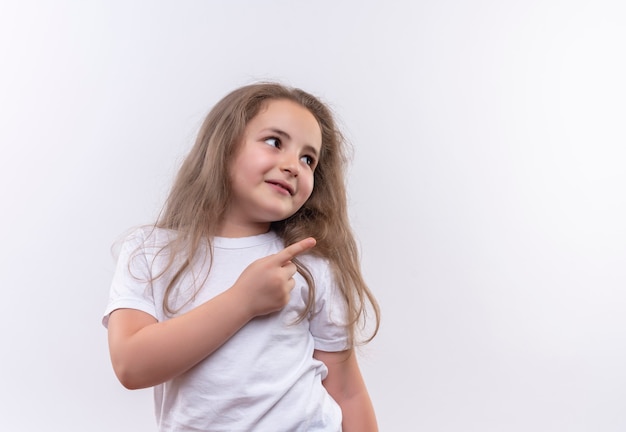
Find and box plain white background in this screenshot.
[1,1,625,430]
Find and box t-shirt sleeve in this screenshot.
[102,229,158,328]
[309,261,350,352]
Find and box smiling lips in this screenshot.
[266,180,294,195]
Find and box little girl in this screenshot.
[103,82,380,431]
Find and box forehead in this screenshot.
[248,99,322,151]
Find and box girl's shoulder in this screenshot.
[126,225,177,244]
[297,252,330,272]
[297,252,335,290]
[115,225,179,258]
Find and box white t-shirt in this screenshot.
[103,227,349,431]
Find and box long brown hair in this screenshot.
[154,82,379,344]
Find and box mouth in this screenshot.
[266,180,294,196]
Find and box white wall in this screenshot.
[1,1,625,430]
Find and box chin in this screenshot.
[273,210,300,223]
[257,209,296,224]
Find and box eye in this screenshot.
[264,137,281,148]
[300,155,316,167]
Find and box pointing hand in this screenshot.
[233,237,316,318]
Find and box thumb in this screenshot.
[275,237,316,265]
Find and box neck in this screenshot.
[216,221,271,238]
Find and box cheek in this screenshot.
[301,173,316,199]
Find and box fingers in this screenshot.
[275,237,316,265]
[282,261,297,278]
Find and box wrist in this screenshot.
[226,282,257,321]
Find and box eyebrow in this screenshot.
[266,128,320,158]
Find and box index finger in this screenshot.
[275,237,316,264]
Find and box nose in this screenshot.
[280,153,300,176]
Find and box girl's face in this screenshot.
[222,99,322,237]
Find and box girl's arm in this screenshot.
[313,348,378,432]
[107,238,315,390]
[108,288,251,389]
